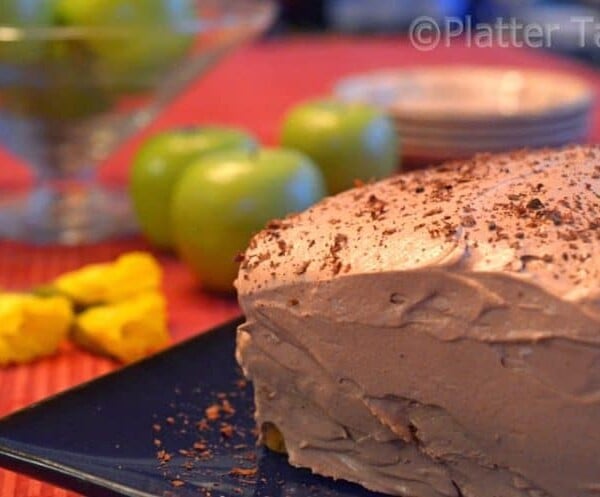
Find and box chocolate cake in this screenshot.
[235,146,600,497]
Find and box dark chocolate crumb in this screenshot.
[229,468,257,478]
[220,424,235,438]
[390,293,405,304]
[547,210,563,226]
[461,215,476,228]
[527,198,545,210]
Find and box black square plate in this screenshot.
[0,317,383,497]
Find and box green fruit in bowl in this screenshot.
[0,0,56,63]
[0,0,115,120]
[55,0,195,90]
[3,82,113,120]
[281,99,400,194]
[2,37,114,120]
[171,147,326,293]
[130,127,258,249]
[0,0,55,26]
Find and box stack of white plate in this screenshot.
[334,66,595,165]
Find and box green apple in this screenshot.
[281,99,399,194]
[0,0,56,63]
[130,127,257,249]
[171,147,326,293]
[55,0,194,89]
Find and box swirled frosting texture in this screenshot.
[236,146,600,497]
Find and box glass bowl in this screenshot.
[0,0,276,245]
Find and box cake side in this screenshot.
[235,146,600,497]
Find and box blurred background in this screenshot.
[0,0,597,246]
[274,0,600,66]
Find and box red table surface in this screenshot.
[0,36,599,496]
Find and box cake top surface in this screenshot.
[236,146,600,306]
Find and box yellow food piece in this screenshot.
[53,252,162,306]
[0,294,73,366]
[261,422,287,454]
[73,292,170,363]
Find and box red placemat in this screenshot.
[0,35,599,496]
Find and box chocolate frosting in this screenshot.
[235,146,600,497]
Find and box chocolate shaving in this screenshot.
[205,405,220,421]
[461,215,476,228]
[527,198,545,210]
[266,219,291,231]
[547,210,563,226]
[365,194,388,220]
[295,261,311,275]
[220,424,235,438]
[229,467,257,478]
[277,240,288,257]
[424,208,443,217]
